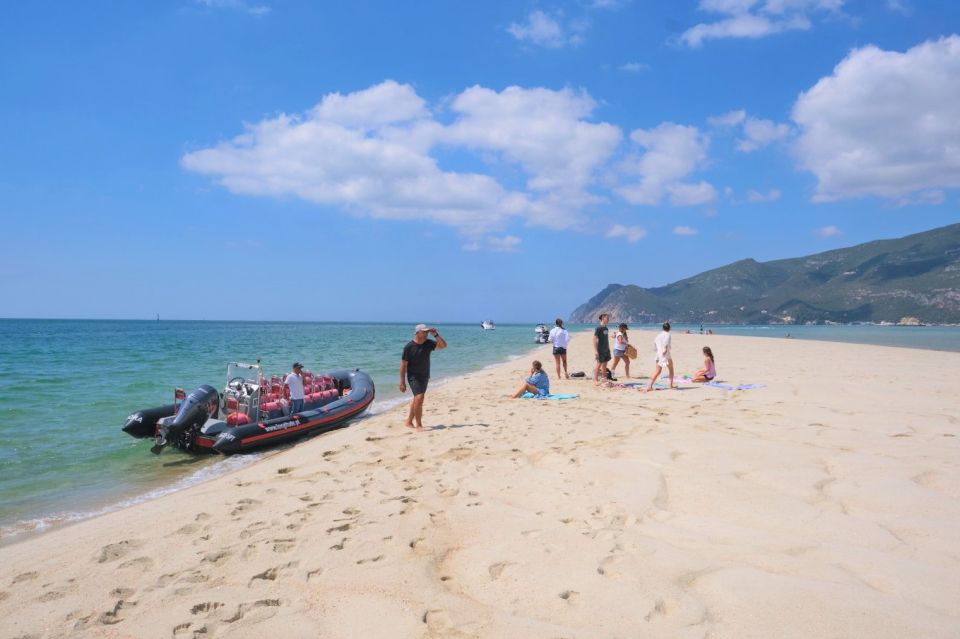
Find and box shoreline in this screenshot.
[2,326,956,547]
[0,338,550,548]
[2,331,959,638]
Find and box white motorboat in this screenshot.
[481,320,496,330]
[534,324,549,344]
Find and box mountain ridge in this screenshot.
[569,223,960,325]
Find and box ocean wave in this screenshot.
[0,454,259,545]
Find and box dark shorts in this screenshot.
[553,346,567,355]
[596,353,611,364]
[407,375,429,395]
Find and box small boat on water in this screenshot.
[481,320,496,330]
[534,323,549,344]
[122,362,374,455]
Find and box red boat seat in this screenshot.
[226,413,250,426]
[226,397,239,410]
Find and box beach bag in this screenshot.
[625,344,637,360]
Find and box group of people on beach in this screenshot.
[394,317,717,431]
[591,314,716,390]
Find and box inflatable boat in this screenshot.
[122,362,375,455]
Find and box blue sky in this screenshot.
[1,0,958,322]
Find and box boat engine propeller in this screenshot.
[150,384,220,455]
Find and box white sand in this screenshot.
[1,331,958,638]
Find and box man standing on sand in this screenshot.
[285,362,305,415]
[400,324,447,431]
[593,313,611,385]
[645,322,675,391]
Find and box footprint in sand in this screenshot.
[38,589,66,602]
[230,498,261,517]
[644,598,668,621]
[203,550,232,565]
[488,562,514,580]
[97,540,145,564]
[12,571,39,584]
[118,556,154,570]
[277,467,294,475]
[271,538,296,553]
[250,561,299,584]
[191,601,224,615]
[559,590,580,603]
[223,599,281,624]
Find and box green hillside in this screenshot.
[569,223,960,325]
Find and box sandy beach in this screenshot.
[1,330,958,638]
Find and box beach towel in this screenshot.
[520,392,578,400]
[704,381,766,391]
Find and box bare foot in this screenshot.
[404,422,415,430]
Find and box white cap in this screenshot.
[415,324,430,332]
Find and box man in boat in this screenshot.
[285,362,306,416]
[400,324,447,431]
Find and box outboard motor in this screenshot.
[151,385,219,454]
[122,404,177,438]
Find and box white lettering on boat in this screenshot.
[262,419,300,433]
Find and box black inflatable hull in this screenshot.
[122,404,177,438]
[207,369,374,454]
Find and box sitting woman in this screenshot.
[512,360,550,398]
[691,346,717,382]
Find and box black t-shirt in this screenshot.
[594,325,610,358]
[402,339,437,380]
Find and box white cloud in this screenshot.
[619,62,649,72]
[680,0,843,47]
[182,81,625,247]
[814,225,842,237]
[792,36,960,202]
[668,181,717,206]
[737,117,792,151]
[746,188,782,203]
[673,225,699,236]
[710,109,791,151]
[887,0,910,14]
[893,190,945,207]
[708,109,746,127]
[444,85,622,225]
[463,235,522,252]
[615,123,716,206]
[195,0,269,16]
[507,11,584,48]
[606,224,647,242]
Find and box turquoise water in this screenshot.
[0,320,547,542]
[1,319,958,543]
[664,323,960,352]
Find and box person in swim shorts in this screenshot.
[593,313,611,385]
[400,324,447,431]
[548,318,570,379]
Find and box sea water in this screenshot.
[0,320,548,543]
[1,319,958,544]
